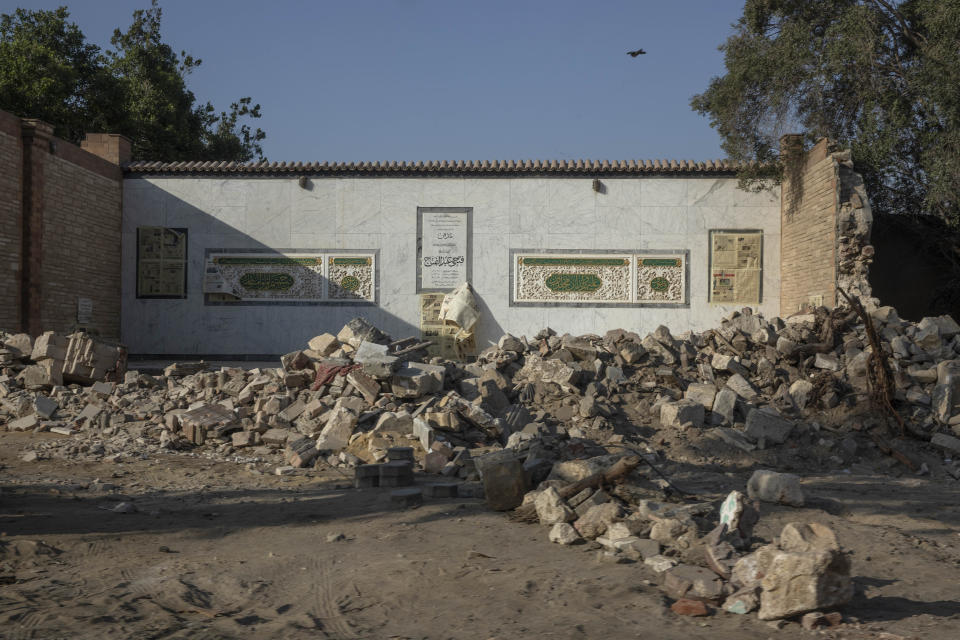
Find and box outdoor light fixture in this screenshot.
[592,179,602,193]
[298,176,309,189]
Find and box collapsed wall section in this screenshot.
[779,136,874,315]
[834,152,875,306]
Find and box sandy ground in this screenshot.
[2,431,960,640]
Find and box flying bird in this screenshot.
[627,48,646,57]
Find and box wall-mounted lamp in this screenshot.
[49,140,58,154]
[592,179,603,193]
[298,175,309,189]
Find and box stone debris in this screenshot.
[747,470,805,507]
[670,598,709,616]
[3,305,960,625]
[548,522,582,545]
[756,523,854,620]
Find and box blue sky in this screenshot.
[8,1,746,162]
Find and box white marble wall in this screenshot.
[122,175,781,354]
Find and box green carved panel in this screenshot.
[650,276,670,292]
[339,275,361,291]
[239,272,296,291]
[522,257,628,266]
[215,257,319,266]
[640,258,682,267]
[544,273,603,292]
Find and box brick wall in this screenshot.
[780,137,840,315]
[0,108,125,339]
[81,133,131,166]
[40,151,122,339]
[0,111,22,330]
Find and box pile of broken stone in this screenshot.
[528,460,850,623]
[3,303,960,624]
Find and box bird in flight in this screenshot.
[627,48,646,57]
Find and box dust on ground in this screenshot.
[3,431,960,640]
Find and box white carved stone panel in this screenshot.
[636,255,685,304]
[328,256,375,301]
[511,251,688,306]
[514,255,632,303]
[203,251,376,304]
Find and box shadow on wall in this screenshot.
[124,179,430,357]
[870,213,960,321]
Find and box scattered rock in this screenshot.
[747,470,805,507]
[670,598,709,616]
[757,523,853,620]
[548,522,582,545]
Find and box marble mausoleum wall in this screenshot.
[121,173,781,356]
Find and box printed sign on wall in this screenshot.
[709,230,763,304]
[417,207,472,292]
[137,227,187,298]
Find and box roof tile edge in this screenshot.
[122,158,755,176]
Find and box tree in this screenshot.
[0,7,108,143]
[0,1,265,161]
[691,0,960,224]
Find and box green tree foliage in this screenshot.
[0,1,264,161]
[691,0,960,223]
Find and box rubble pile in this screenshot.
[525,461,855,622]
[4,302,960,622]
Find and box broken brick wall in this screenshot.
[779,136,874,315]
[0,108,126,340]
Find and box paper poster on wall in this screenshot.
[709,230,762,304]
[417,207,472,292]
[419,292,475,360]
[137,227,187,298]
[419,293,458,359]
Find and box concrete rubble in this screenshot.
[5,302,960,625]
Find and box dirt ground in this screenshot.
[2,430,960,640]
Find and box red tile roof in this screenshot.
[123,158,749,176]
